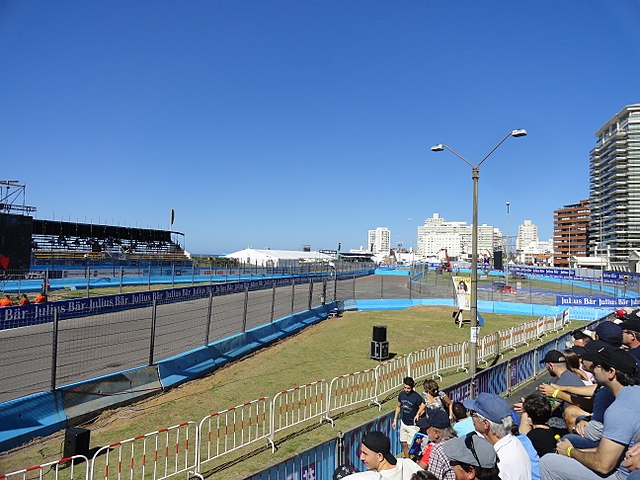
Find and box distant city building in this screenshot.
[589,103,640,264]
[368,227,391,255]
[553,200,590,268]
[416,213,495,261]
[516,220,538,251]
[513,220,554,265]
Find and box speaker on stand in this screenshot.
[371,325,390,360]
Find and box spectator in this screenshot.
[452,402,475,437]
[540,344,640,480]
[34,292,48,303]
[442,432,500,480]
[410,472,439,480]
[393,377,426,458]
[508,410,541,480]
[0,294,13,307]
[415,409,456,479]
[422,379,453,419]
[562,349,592,385]
[359,430,422,479]
[533,350,584,435]
[518,393,556,457]
[566,329,594,349]
[619,316,640,362]
[18,293,30,306]
[594,321,623,348]
[464,392,532,480]
[333,464,378,479]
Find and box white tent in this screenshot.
[225,248,335,268]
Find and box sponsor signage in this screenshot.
[1,270,373,330]
[556,295,640,307]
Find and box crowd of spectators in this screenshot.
[334,311,640,480]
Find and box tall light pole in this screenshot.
[430,129,527,397]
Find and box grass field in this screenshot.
[0,306,575,478]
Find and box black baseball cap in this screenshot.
[362,431,397,465]
[540,350,566,364]
[581,342,638,375]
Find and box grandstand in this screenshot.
[30,218,190,267]
[0,181,190,273]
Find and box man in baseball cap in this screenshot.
[464,393,532,480]
[594,322,623,347]
[535,349,584,436]
[620,316,640,362]
[443,433,499,480]
[359,431,421,478]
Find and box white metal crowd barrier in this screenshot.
[374,355,408,401]
[478,334,499,364]
[198,397,270,465]
[407,347,439,382]
[91,421,198,480]
[0,456,89,480]
[4,310,576,480]
[270,381,327,448]
[326,368,378,422]
[435,342,467,373]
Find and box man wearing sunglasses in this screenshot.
[442,432,500,480]
[464,392,532,480]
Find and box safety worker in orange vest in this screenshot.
[34,292,48,303]
[0,294,14,307]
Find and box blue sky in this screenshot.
[1,1,639,255]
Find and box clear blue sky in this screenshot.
[2,1,639,255]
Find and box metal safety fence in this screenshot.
[2,309,576,480]
[0,272,371,404]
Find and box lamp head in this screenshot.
[430,144,444,152]
[511,129,527,137]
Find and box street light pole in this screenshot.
[431,129,527,398]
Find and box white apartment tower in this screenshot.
[589,104,640,262]
[368,227,391,255]
[416,213,495,260]
[517,220,539,250]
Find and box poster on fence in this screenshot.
[453,276,471,311]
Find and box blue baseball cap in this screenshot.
[463,392,511,424]
[595,322,623,346]
[417,409,451,429]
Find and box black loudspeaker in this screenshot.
[63,427,91,458]
[372,325,387,342]
[370,341,390,361]
[0,213,33,272]
[493,250,503,271]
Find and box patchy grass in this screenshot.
[0,306,574,478]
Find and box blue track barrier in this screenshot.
[157,304,334,389]
[0,392,66,452]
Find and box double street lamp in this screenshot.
[430,129,527,396]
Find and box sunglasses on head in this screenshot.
[464,432,482,467]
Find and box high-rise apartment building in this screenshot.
[416,213,495,260]
[589,104,640,262]
[368,227,391,255]
[516,220,538,251]
[553,200,590,267]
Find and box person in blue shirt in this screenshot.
[392,376,426,458]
